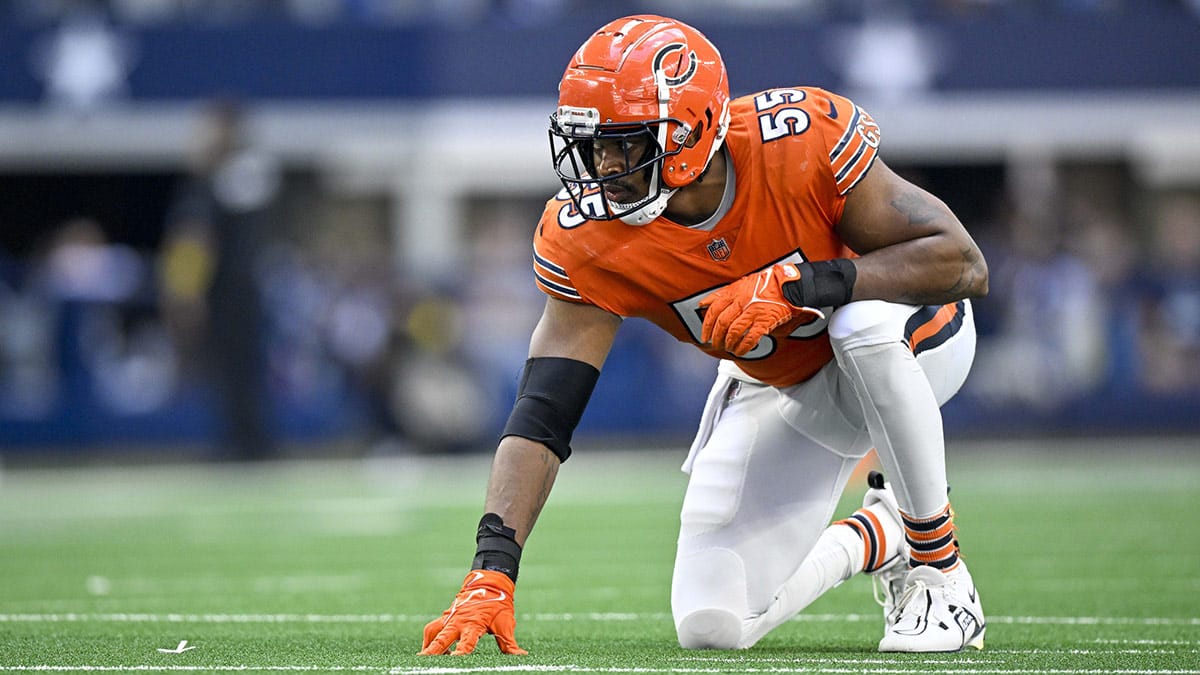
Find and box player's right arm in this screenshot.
[420,296,621,656]
[485,296,622,542]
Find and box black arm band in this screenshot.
[781,258,858,308]
[472,512,522,581]
[501,356,599,462]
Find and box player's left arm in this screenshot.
[836,158,988,305]
[699,157,989,356]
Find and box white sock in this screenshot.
[737,523,860,648]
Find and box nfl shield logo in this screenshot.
[707,237,731,262]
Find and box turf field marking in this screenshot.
[386,666,1200,674]
[0,662,379,667]
[1094,639,1198,645]
[0,662,1195,667]
[1,613,1197,627]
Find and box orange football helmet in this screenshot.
[549,15,731,225]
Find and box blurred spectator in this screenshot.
[458,208,544,429]
[37,217,144,303]
[1063,198,1140,393]
[388,285,493,453]
[0,281,58,420]
[1135,192,1200,395]
[305,214,410,451]
[159,99,280,461]
[968,172,1109,410]
[27,217,177,418]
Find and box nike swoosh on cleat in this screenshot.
[893,590,934,636]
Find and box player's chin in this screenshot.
[603,183,643,205]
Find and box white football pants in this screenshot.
[671,299,976,649]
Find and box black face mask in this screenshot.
[549,116,679,222]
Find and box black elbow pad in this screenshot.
[500,357,600,462]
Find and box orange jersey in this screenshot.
[532,87,881,387]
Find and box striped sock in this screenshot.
[902,504,960,572]
[835,507,891,574]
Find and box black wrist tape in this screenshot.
[781,258,857,308]
[472,512,522,581]
[501,356,600,462]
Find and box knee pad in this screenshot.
[676,608,743,650]
[672,547,748,649]
[828,300,908,353]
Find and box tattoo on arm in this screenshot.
[890,186,987,299]
[945,245,983,295]
[890,188,941,228]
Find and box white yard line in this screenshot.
[0,662,379,667]
[386,662,1200,667]
[0,613,1196,627]
[384,662,1200,667]
[0,662,1195,667]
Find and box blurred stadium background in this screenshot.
[0,0,1198,463]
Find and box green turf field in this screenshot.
[1,437,1197,673]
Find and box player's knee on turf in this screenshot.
[672,547,751,650]
[676,608,743,650]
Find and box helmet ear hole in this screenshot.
[684,122,704,149]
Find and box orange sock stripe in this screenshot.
[836,518,872,572]
[902,504,960,570]
[906,521,955,542]
[859,509,888,572]
[910,540,959,563]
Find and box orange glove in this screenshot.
[699,263,825,357]
[419,570,527,656]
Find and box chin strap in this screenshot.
[619,66,729,227]
[620,68,676,227]
[619,187,676,226]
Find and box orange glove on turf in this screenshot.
[419,570,527,656]
[699,263,825,357]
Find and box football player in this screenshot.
[420,14,988,655]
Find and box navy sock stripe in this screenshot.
[902,512,952,532]
[850,513,880,570]
[908,532,956,553]
[924,553,960,570]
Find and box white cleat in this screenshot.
[861,471,908,628]
[878,563,986,653]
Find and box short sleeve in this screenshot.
[814,90,881,196]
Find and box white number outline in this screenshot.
[670,252,831,360]
[555,186,606,229]
[755,89,811,143]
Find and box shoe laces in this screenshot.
[872,573,896,609]
[889,571,941,622]
[870,553,909,609]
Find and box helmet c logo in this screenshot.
[653,43,697,88]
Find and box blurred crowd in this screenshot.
[1,106,1197,457]
[0,0,1197,456]
[3,0,1200,26]
[965,170,1200,413]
